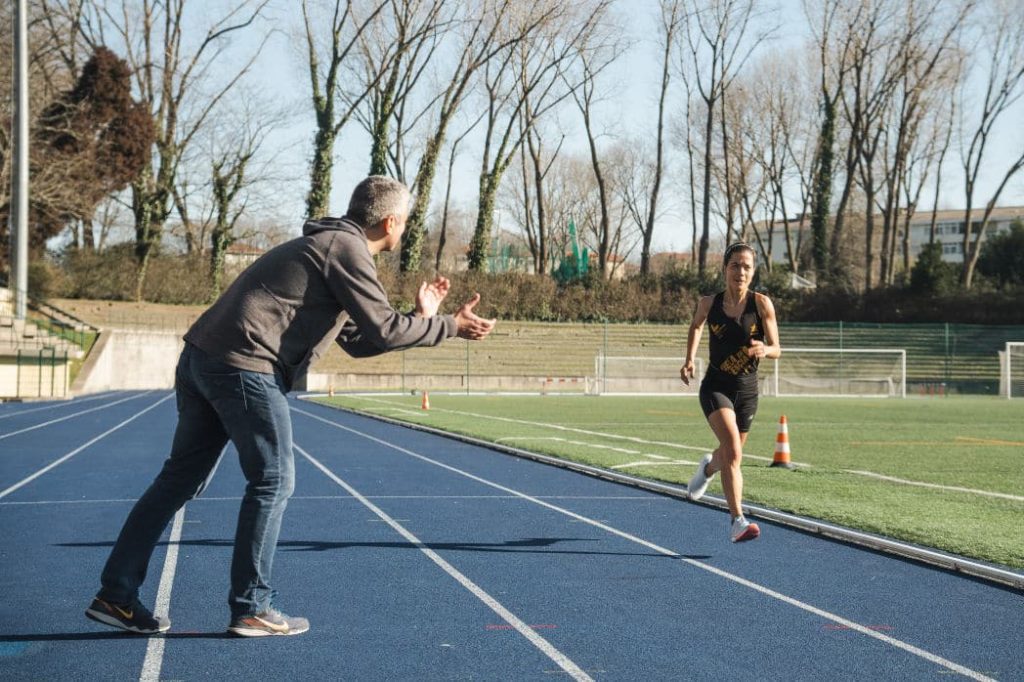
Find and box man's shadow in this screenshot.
[60,536,712,560]
[0,631,235,642]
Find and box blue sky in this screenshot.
[244,0,1024,254]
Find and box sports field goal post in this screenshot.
[1002,342,1024,399]
[766,348,906,398]
[591,352,703,395]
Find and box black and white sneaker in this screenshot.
[85,597,170,634]
[228,609,310,637]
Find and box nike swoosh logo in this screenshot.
[253,615,288,632]
[113,604,134,619]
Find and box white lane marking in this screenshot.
[344,395,784,464]
[0,392,111,420]
[610,460,698,470]
[0,392,151,440]
[844,470,1024,502]
[0,393,174,499]
[139,507,185,682]
[296,443,593,682]
[293,406,995,682]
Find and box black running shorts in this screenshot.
[699,368,759,432]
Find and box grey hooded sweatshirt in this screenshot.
[183,217,457,390]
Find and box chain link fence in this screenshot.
[310,321,1024,396]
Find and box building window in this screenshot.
[942,242,963,255]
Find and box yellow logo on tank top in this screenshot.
[749,323,758,335]
[719,349,752,375]
[710,323,724,337]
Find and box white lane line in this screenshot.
[0,393,174,499]
[296,443,593,682]
[0,391,151,441]
[344,395,784,464]
[0,393,111,420]
[139,507,185,682]
[844,470,1024,502]
[293,406,995,682]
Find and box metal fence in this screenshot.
[311,321,1024,395]
[0,348,70,399]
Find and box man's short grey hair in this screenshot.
[345,175,411,228]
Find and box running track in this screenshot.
[0,391,1020,681]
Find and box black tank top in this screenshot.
[706,291,764,376]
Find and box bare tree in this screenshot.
[956,0,1024,288]
[632,0,686,277]
[927,89,958,244]
[351,0,449,179]
[70,0,271,300]
[676,0,768,275]
[467,1,606,271]
[400,0,541,273]
[435,114,483,271]
[0,2,83,267]
[803,0,862,284]
[873,0,972,286]
[302,0,390,219]
[747,49,816,273]
[516,109,565,274]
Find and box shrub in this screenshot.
[910,242,958,294]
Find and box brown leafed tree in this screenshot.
[36,46,154,250]
[68,0,271,300]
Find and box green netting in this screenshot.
[312,321,1024,395]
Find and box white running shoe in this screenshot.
[687,453,715,500]
[730,516,761,543]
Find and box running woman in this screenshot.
[680,242,781,542]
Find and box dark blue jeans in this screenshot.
[98,343,295,618]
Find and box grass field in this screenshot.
[315,393,1024,570]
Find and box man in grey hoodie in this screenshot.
[86,176,495,637]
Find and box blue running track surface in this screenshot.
[0,392,1020,681]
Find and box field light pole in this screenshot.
[9,0,30,320]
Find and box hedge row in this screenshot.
[29,248,1024,325]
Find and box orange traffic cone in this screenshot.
[421,390,430,411]
[771,415,794,468]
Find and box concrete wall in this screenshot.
[74,330,183,393]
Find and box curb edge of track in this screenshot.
[298,396,1024,592]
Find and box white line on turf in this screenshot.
[844,470,1024,502]
[292,405,995,682]
[347,395,786,464]
[0,393,174,499]
[0,392,111,421]
[139,507,185,682]
[295,443,594,682]
[610,460,698,469]
[495,435,673,459]
[0,391,152,441]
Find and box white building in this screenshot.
[764,206,1024,266]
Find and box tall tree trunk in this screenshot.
[810,92,835,281]
[306,125,336,220]
[698,98,714,275]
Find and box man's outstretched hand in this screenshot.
[454,293,496,340]
[415,276,451,318]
